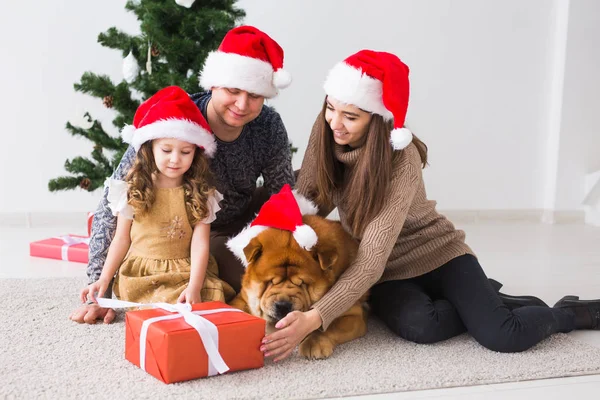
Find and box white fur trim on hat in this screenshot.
[121,118,216,157]
[324,62,394,120]
[390,127,413,150]
[226,224,268,266]
[200,51,278,98]
[292,189,318,215]
[292,224,318,250]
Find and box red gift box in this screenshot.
[29,234,89,263]
[121,301,265,383]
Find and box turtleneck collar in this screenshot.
[334,143,363,166]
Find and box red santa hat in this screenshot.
[227,184,319,266]
[323,50,413,150]
[121,86,216,157]
[199,25,291,98]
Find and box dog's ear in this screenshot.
[243,237,262,264]
[315,245,338,271]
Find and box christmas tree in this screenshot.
[48,0,245,192]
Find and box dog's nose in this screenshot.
[273,301,293,320]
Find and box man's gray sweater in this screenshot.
[87,91,295,283]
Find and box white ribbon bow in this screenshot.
[96,298,242,376]
[54,235,90,261]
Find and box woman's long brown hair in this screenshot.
[314,100,428,237]
[126,142,215,225]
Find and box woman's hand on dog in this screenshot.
[261,309,323,361]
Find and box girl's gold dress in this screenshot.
[107,184,234,304]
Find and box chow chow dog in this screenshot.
[227,211,368,359]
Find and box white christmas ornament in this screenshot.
[122,51,140,83]
[175,0,196,8]
[146,43,152,75]
[70,108,94,130]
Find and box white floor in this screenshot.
[3,220,600,399]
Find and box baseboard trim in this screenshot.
[542,210,587,224]
[0,209,588,228]
[0,212,91,228]
[441,209,585,224]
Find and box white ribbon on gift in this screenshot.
[54,235,90,261]
[96,298,243,376]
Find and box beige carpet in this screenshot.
[2,278,600,399]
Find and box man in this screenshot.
[70,26,295,324]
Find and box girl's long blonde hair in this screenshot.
[126,142,215,225]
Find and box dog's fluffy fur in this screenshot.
[229,215,368,359]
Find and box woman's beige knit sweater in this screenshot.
[296,123,474,330]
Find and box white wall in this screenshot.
[241,0,565,210]
[553,0,600,210]
[0,0,597,214]
[0,1,139,213]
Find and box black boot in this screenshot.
[488,278,549,310]
[554,296,600,330]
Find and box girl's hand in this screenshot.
[178,285,202,304]
[80,279,109,304]
[261,309,322,362]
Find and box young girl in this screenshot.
[80,86,235,305]
[261,50,600,361]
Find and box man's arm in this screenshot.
[86,146,136,287]
[261,112,295,195]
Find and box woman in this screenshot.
[260,50,599,361]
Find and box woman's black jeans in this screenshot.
[369,254,576,352]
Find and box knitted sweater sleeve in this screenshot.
[86,146,135,284]
[312,161,421,330]
[295,115,335,217]
[261,112,295,195]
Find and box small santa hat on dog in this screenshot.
[227,184,319,266]
[323,50,413,150]
[199,25,291,98]
[121,86,216,157]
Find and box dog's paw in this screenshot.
[299,333,335,359]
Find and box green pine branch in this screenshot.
[111,82,139,128]
[64,157,96,174]
[73,73,116,97]
[48,176,86,192]
[65,118,123,150]
[97,27,135,55]
[91,146,113,175]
